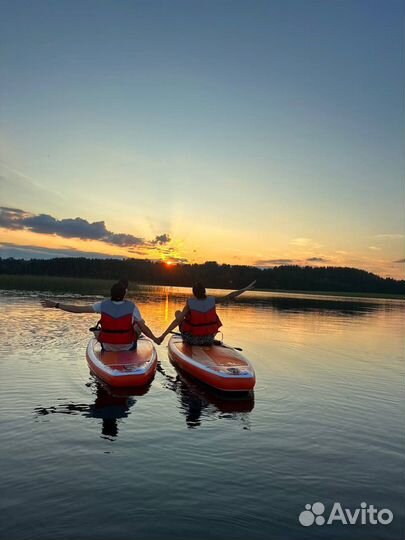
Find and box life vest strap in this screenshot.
[182,320,220,327]
[100,327,134,333]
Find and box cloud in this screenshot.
[255,258,296,266]
[0,206,170,250]
[393,258,405,264]
[255,256,331,267]
[368,246,381,251]
[376,234,404,239]
[290,237,322,249]
[290,237,312,247]
[156,246,176,255]
[22,214,113,240]
[127,248,149,255]
[0,207,32,229]
[0,242,121,260]
[151,233,171,245]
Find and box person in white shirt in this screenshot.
[41,280,159,350]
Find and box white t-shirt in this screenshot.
[92,300,143,351]
[92,300,143,322]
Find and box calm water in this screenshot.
[0,286,404,540]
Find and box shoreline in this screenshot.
[0,274,404,301]
[254,288,405,300]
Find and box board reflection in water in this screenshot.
[34,367,254,435]
[34,378,151,440]
[157,361,254,429]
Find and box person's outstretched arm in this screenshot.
[158,304,189,343]
[136,319,159,343]
[41,299,94,313]
[215,280,256,304]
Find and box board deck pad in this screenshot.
[91,339,154,373]
[173,340,252,374]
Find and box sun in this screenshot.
[165,260,175,267]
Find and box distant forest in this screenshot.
[0,257,404,294]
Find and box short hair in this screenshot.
[110,282,126,301]
[192,282,206,299]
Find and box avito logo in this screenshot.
[298,502,393,527]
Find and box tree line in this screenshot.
[0,257,404,294]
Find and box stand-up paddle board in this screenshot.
[168,335,255,392]
[86,337,157,387]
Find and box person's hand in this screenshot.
[41,299,57,308]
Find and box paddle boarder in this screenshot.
[41,281,160,349]
[157,280,256,345]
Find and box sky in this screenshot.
[0,0,404,278]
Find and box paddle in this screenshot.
[169,331,243,351]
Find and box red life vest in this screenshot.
[98,300,136,345]
[181,296,222,337]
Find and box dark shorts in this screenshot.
[100,341,137,351]
[181,332,216,346]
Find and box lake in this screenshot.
[0,286,404,540]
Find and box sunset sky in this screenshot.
[1,0,404,278]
